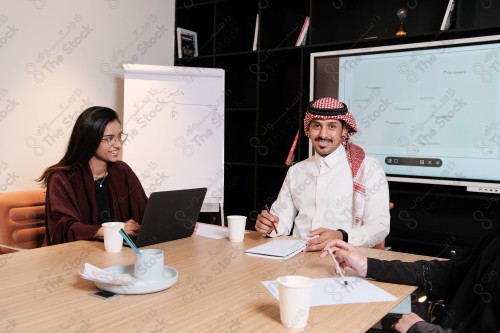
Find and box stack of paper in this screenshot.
[262,277,398,306]
[80,263,136,285]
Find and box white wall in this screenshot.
[0,0,175,192]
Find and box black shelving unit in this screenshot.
[175,0,500,256]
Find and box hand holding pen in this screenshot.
[265,204,279,234]
[255,204,279,235]
[320,239,369,279]
[327,247,349,286]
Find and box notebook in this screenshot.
[245,239,307,260]
[130,187,207,247]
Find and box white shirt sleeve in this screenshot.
[269,168,298,237]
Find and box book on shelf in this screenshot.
[176,27,198,58]
[440,0,456,31]
[295,16,310,46]
[285,130,299,166]
[252,14,259,51]
[245,239,307,260]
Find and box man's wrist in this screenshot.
[337,229,348,243]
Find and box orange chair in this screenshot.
[0,190,46,254]
[372,201,394,250]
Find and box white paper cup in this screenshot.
[134,249,164,283]
[227,215,247,242]
[277,275,313,328]
[102,222,125,253]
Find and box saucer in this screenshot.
[94,264,178,295]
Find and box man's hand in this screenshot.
[255,209,279,235]
[304,228,343,251]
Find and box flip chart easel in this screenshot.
[123,64,224,221]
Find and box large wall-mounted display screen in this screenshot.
[311,35,500,191]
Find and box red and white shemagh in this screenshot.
[304,97,367,226]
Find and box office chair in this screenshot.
[0,189,46,253]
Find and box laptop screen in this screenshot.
[133,187,207,247]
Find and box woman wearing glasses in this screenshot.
[38,106,148,245]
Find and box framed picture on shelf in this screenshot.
[176,27,198,58]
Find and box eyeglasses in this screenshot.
[101,133,128,146]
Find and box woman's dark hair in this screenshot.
[37,106,120,187]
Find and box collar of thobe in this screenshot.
[314,145,346,171]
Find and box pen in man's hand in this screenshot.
[327,247,349,286]
[265,204,279,234]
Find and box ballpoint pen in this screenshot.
[265,204,279,234]
[327,247,349,286]
[119,228,142,255]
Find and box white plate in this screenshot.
[94,264,178,295]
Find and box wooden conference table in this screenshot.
[1,226,437,332]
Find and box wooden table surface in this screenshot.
[0,226,436,332]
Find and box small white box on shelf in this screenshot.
[440,0,456,31]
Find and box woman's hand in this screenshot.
[123,219,140,238]
[393,313,425,333]
[191,222,199,236]
[320,239,368,277]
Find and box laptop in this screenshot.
[129,187,207,247]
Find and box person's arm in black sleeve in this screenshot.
[368,258,458,333]
[367,258,455,301]
[407,321,455,333]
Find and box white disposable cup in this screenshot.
[134,249,165,283]
[277,275,313,328]
[102,222,125,253]
[227,215,247,242]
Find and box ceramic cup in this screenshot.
[134,249,165,283]
[227,215,247,242]
[102,222,125,253]
[277,275,313,328]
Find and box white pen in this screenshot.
[327,247,348,286]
